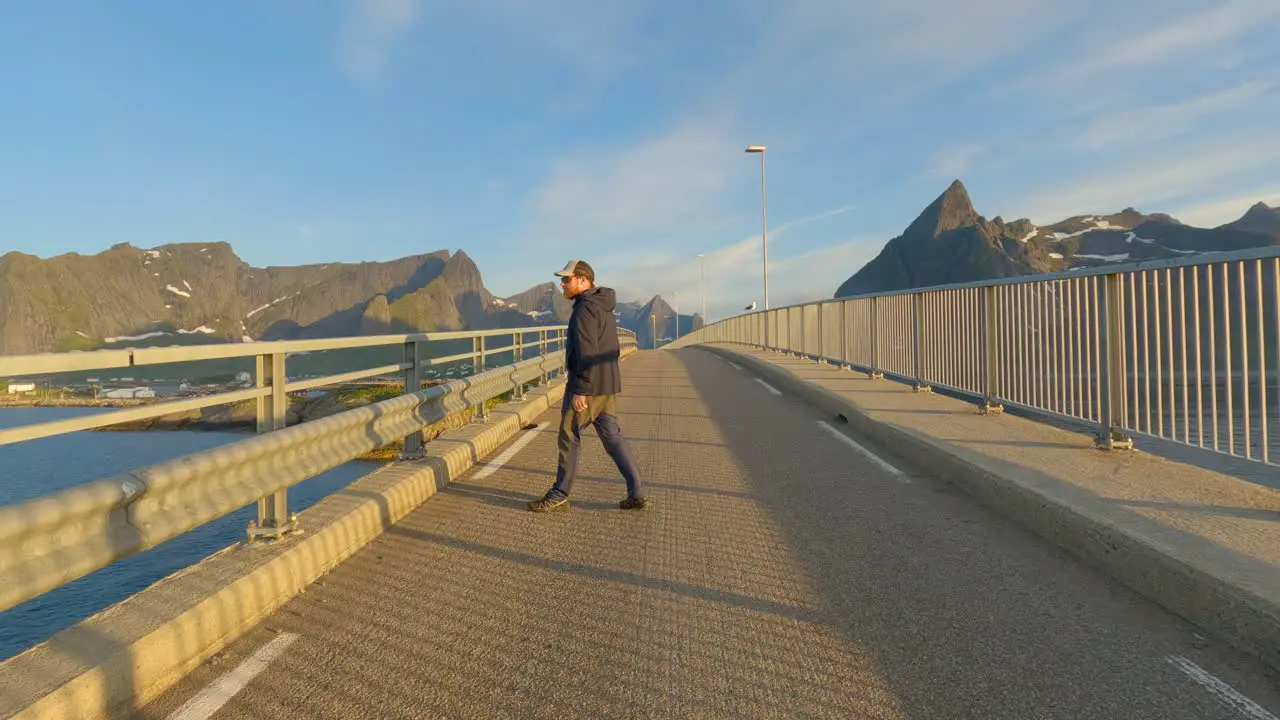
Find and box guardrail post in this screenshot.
[248,352,298,541]
[839,301,848,370]
[538,330,549,385]
[912,294,932,393]
[797,308,805,358]
[1097,274,1134,450]
[512,332,526,400]
[869,298,883,379]
[816,305,826,364]
[400,340,426,459]
[475,335,489,422]
[978,286,1004,415]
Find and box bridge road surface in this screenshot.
[134,350,1280,720]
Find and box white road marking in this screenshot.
[473,421,549,479]
[1167,655,1277,720]
[754,378,782,396]
[727,362,742,370]
[167,632,299,720]
[816,421,910,483]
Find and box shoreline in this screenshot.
[0,398,150,409]
[1,387,510,463]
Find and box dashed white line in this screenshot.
[167,632,299,720]
[1167,655,1277,720]
[473,421,549,479]
[816,421,910,482]
[754,378,782,396]
[727,361,742,370]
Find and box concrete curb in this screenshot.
[697,344,1280,674]
[1,349,634,719]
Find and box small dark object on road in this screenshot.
[835,413,848,424]
[523,424,539,430]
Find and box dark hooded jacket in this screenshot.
[565,286,622,396]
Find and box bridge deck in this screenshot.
[135,350,1278,719]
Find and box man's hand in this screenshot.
[572,394,588,413]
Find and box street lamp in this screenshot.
[650,314,656,349]
[745,145,768,311]
[695,253,706,326]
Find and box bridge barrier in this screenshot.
[668,246,1280,468]
[0,333,637,720]
[0,328,635,617]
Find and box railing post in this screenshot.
[1097,274,1134,450]
[978,286,1004,415]
[839,300,848,370]
[248,352,298,541]
[400,340,426,459]
[816,305,825,363]
[912,294,932,393]
[798,307,806,358]
[869,297,883,379]
[512,332,525,400]
[539,330,549,385]
[475,335,488,422]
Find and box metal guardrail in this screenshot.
[0,328,567,445]
[0,328,637,614]
[669,247,1280,467]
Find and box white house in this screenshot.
[6,382,36,394]
[102,387,156,400]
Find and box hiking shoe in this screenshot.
[527,495,570,512]
[619,496,649,510]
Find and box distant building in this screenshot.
[6,382,36,394]
[102,387,155,400]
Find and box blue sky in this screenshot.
[2,0,1279,322]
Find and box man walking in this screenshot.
[528,260,648,512]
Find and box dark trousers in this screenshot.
[548,393,644,500]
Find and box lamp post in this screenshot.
[696,252,706,327]
[745,145,768,311]
[650,314,656,349]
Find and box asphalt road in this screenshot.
[134,349,1280,720]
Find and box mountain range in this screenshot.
[617,295,703,349]
[835,180,1280,297]
[0,243,697,355]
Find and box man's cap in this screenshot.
[553,259,594,282]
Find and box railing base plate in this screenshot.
[913,384,933,394]
[978,402,1004,415]
[868,371,884,380]
[247,515,300,542]
[1094,432,1135,451]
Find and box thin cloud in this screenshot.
[1006,130,1280,223]
[340,0,422,81]
[926,143,985,180]
[1067,77,1280,151]
[1165,187,1280,228]
[1011,0,1280,95]
[526,113,741,243]
[606,204,870,320]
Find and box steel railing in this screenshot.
[0,327,637,614]
[668,247,1280,466]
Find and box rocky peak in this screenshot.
[360,294,392,334]
[441,250,483,290]
[1223,201,1280,236]
[902,179,981,239]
